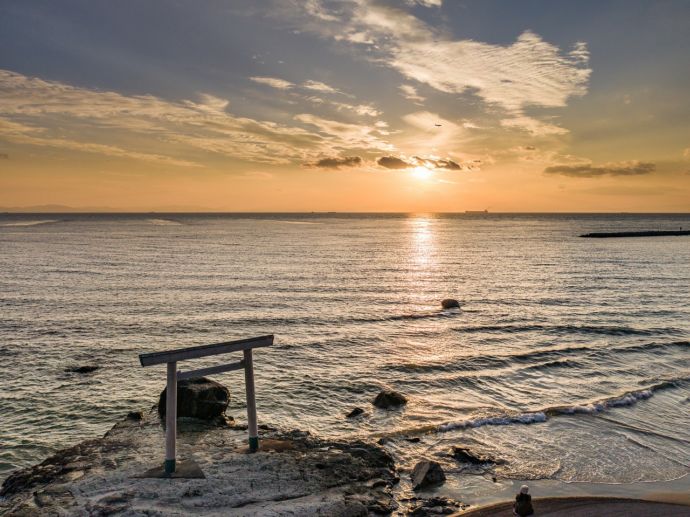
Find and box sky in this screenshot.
[0,0,689,212]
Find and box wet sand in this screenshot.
[460,496,690,516]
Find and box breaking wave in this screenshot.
[435,379,687,434]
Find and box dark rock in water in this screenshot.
[411,460,446,490]
[373,390,407,409]
[404,437,421,443]
[347,407,365,418]
[441,298,460,309]
[451,446,500,465]
[126,411,143,421]
[158,377,229,420]
[67,365,99,374]
[408,496,466,516]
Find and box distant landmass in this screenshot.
[0,204,215,213]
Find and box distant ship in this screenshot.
[465,209,488,214]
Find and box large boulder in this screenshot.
[158,377,229,420]
[441,299,460,309]
[411,460,446,490]
[372,390,407,409]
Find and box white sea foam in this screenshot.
[438,412,548,432]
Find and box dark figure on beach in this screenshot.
[513,485,534,516]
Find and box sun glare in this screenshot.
[412,166,433,180]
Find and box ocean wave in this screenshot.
[452,323,680,337]
[614,340,689,354]
[522,359,581,371]
[0,219,58,227]
[351,310,460,324]
[383,346,591,375]
[147,218,182,225]
[434,379,687,434]
[438,412,548,432]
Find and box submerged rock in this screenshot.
[411,460,446,490]
[373,390,407,409]
[66,365,99,374]
[451,446,502,465]
[126,411,143,421]
[407,496,466,515]
[346,407,365,418]
[441,299,460,309]
[158,377,229,421]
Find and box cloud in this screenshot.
[0,152,8,159]
[294,113,393,151]
[305,96,381,117]
[297,2,590,134]
[377,156,411,169]
[302,80,343,95]
[684,147,690,159]
[415,157,460,170]
[1,69,396,166]
[376,154,477,171]
[308,156,363,169]
[410,0,443,6]
[399,84,425,103]
[544,161,656,178]
[500,115,568,136]
[250,76,295,89]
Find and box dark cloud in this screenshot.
[414,156,461,170]
[377,156,411,169]
[377,155,474,171]
[309,156,362,169]
[544,162,655,178]
[523,146,536,151]
[0,153,8,159]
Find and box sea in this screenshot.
[1,213,689,498]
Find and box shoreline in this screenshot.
[460,496,690,516]
[2,409,689,516]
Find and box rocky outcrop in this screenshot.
[158,377,229,420]
[411,460,446,490]
[0,413,399,516]
[346,407,365,418]
[373,390,408,409]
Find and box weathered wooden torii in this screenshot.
[139,335,273,475]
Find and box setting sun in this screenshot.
[412,166,434,180]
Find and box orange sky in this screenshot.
[1,1,689,212]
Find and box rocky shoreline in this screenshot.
[0,407,465,516]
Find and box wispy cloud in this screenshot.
[399,84,425,103]
[294,113,393,152]
[544,161,656,178]
[249,76,295,89]
[0,69,393,166]
[295,1,590,135]
[302,80,343,95]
